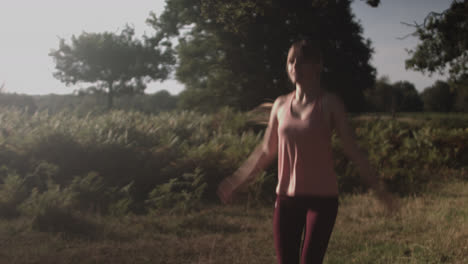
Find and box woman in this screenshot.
[217,39,396,264]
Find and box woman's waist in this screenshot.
[275,193,339,208]
[276,171,339,196]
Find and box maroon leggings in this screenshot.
[273,195,339,264]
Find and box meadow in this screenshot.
[0,107,467,263]
[1,180,466,263]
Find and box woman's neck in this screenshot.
[294,79,322,105]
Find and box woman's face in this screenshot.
[287,53,322,85]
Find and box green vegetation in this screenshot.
[1,107,467,216]
[404,0,468,113]
[405,0,468,82]
[0,180,466,263]
[49,24,174,109]
[0,107,467,262]
[149,0,378,112]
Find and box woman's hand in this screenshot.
[216,177,238,204]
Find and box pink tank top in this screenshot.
[276,91,338,197]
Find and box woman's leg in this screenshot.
[273,195,307,264]
[300,197,338,264]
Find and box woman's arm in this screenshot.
[329,94,396,209]
[328,94,376,187]
[217,96,282,204]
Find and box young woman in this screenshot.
[217,39,396,264]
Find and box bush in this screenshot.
[146,168,208,214]
[18,181,99,237]
[1,107,467,216]
[0,173,28,218]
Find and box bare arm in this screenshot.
[329,94,398,211]
[228,97,280,188]
[329,94,378,189]
[217,96,282,203]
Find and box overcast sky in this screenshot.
[0,0,453,96]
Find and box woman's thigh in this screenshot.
[273,195,307,264]
[301,198,338,264]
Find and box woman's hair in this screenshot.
[287,39,322,66]
[286,39,323,84]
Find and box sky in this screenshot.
[0,0,454,96]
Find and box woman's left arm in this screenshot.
[328,94,397,210]
[328,94,376,187]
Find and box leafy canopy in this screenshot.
[405,0,468,82]
[49,25,175,108]
[148,0,379,112]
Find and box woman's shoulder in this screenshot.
[266,92,292,118]
[322,91,344,112]
[272,92,292,109]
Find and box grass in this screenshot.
[1,180,467,264]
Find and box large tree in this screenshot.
[365,78,423,113]
[405,0,468,82]
[421,81,454,112]
[148,0,378,112]
[49,25,174,109]
[364,76,395,112]
[392,81,424,112]
[404,0,468,112]
[451,78,468,112]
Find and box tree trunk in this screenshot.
[107,81,114,110]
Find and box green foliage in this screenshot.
[405,0,468,82]
[421,80,455,112]
[17,179,99,236]
[0,173,28,218]
[392,81,424,112]
[365,77,423,112]
[67,172,108,213]
[49,24,175,109]
[0,93,37,114]
[19,182,74,218]
[451,77,468,112]
[146,168,207,214]
[0,106,258,214]
[350,120,452,194]
[150,0,376,112]
[23,161,60,192]
[106,181,134,216]
[1,106,467,218]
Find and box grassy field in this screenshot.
[1,180,466,264]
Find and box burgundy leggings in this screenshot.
[273,195,339,264]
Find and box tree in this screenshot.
[405,0,468,82]
[147,0,379,112]
[392,81,423,112]
[147,90,178,112]
[49,25,175,109]
[0,93,37,114]
[365,77,423,113]
[421,80,454,112]
[365,76,393,112]
[451,77,468,112]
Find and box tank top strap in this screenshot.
[288,90,325,119]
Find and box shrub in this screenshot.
[0,173,28,218]
[146,167,208,214]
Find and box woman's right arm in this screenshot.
[217,96,282,204]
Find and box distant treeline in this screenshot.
[1,77,467,115]
[0,90,178,116]
[365,77,468,113]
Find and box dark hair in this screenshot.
[286,39,323,85]
[286,39,322,66]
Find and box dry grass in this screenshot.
[1,180,467,264]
